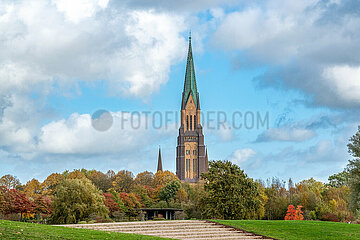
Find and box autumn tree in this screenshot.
[262,178,289,220]
[40,173,64,196]
[106,170,116,180]
[135,171,154,188]
[67,170,86,179]
[2,188,35,219]
[103,193,124,217]
[51,178,108,224]
[88,170,112,192]
[119,192,142,219]
[34,195,52,215]
[23,179,41,198]
[0,186,7,213]
[153,170,179,190]
[112,170,134,193]
[201,160,265,220]
[292,178,324,214]
[132,184,155,207]
[285,205,303,220]
[0,174,21,189]
[285,205,297,220]
[296,205,304,220]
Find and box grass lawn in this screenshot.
[0,220,170,240]
[212,220,360,240]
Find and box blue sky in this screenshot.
[1,0,359,184]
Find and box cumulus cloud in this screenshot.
[228,148,256,165]
[212,0,360,108]
[53,0,109,23]
[0,0,187,99]
[38,112,154,154]
[322,65,360,104]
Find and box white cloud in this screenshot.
[0,0,187,99]
[52,0,109,23]
[228,148,256,165]
[212,0,360,108]
[322,65,360,104]
[38,111,168,154]
[214,8,295,52]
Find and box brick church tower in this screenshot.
[176,34,208,182]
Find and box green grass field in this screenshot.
[0,220,169,240]
[213,220,360,240]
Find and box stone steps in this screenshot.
[56,220,271,240]
[87,227,231,231]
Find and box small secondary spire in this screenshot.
[157,146,163,172]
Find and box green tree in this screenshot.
[328,171,349,188]
[51,178,108,224]
[347,126,360,216]
[159,180,181,204]
[263,178,289,220]
[201,160,265,220]
[183,182,205,219]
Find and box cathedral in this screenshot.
[176,35,208,182]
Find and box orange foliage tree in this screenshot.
[285,205,304,220]
[296,205,304,220]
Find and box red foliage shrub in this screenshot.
[285,205,304,220]
[285,205,297,220]
[103,193,122,215]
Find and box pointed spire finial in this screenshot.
[182,31,199,110]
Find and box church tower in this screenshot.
[176,34,208,182]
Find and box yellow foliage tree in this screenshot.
[153,171,179,190]
[40,173,64,196]
[67,170,86,179]
[23,179,41,198]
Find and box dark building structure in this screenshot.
[176,35,208,182]
[139,208,184,220]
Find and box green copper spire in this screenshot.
[182,33,199,109]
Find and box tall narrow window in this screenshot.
[187,116,189,131]
[193,159,196,177]
[190,115,192,130]
[194,116,196,129]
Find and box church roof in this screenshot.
[182,34,199,110]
